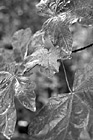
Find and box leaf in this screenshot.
[73,59,93,109]
[56,0,93,13]
[13,48,24,63]
[42,13,73,59]
[29,56,93,140]
[12,28,32,50]
[15,76,36,112]
[1,49,14,64]
[4,62,17,75]
[0,71,14,115]
[0,114,6,134]
[28,94,71,139]
[12,28,32,60]
[0,73,16,139]
[71,0,93,10]
[73,61,93,91]
[0,55,6,71]
[3,103,16,140]
[60,0,93,26]
[25,32,62,76]
[74,7,93,26]
[36,0,57,17]
[29,93,90,140]
[27,30,44,56]
[23,46,60,76]
[0,102,16,139]
[37,0,93,26]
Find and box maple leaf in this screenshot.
[12,28,32,62]
[23,46,61,77]
[42,13,73,59]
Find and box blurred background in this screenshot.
[0,0,93,139]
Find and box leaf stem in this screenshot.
[62,61,72,93]
[72,43,93,53]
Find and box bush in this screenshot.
[0,0,93,140]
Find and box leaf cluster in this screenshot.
[0,0,93,140]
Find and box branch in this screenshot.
[62,61,72,93]
[72,43,93,53]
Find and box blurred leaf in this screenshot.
[0,55,6,71]
[13,48,23,63]
[12,28,32,50]
[27,30,44,56]
[73,59,93,109]
[70,0,93,10]
[12,28,32,61]
[79,127,90,140]
[15,76,36,112]
[75,7,93,26]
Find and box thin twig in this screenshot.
[72,43,93,53]
[62,61,72,93]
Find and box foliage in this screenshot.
[0,0,93,140]
[29,60,93,140]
